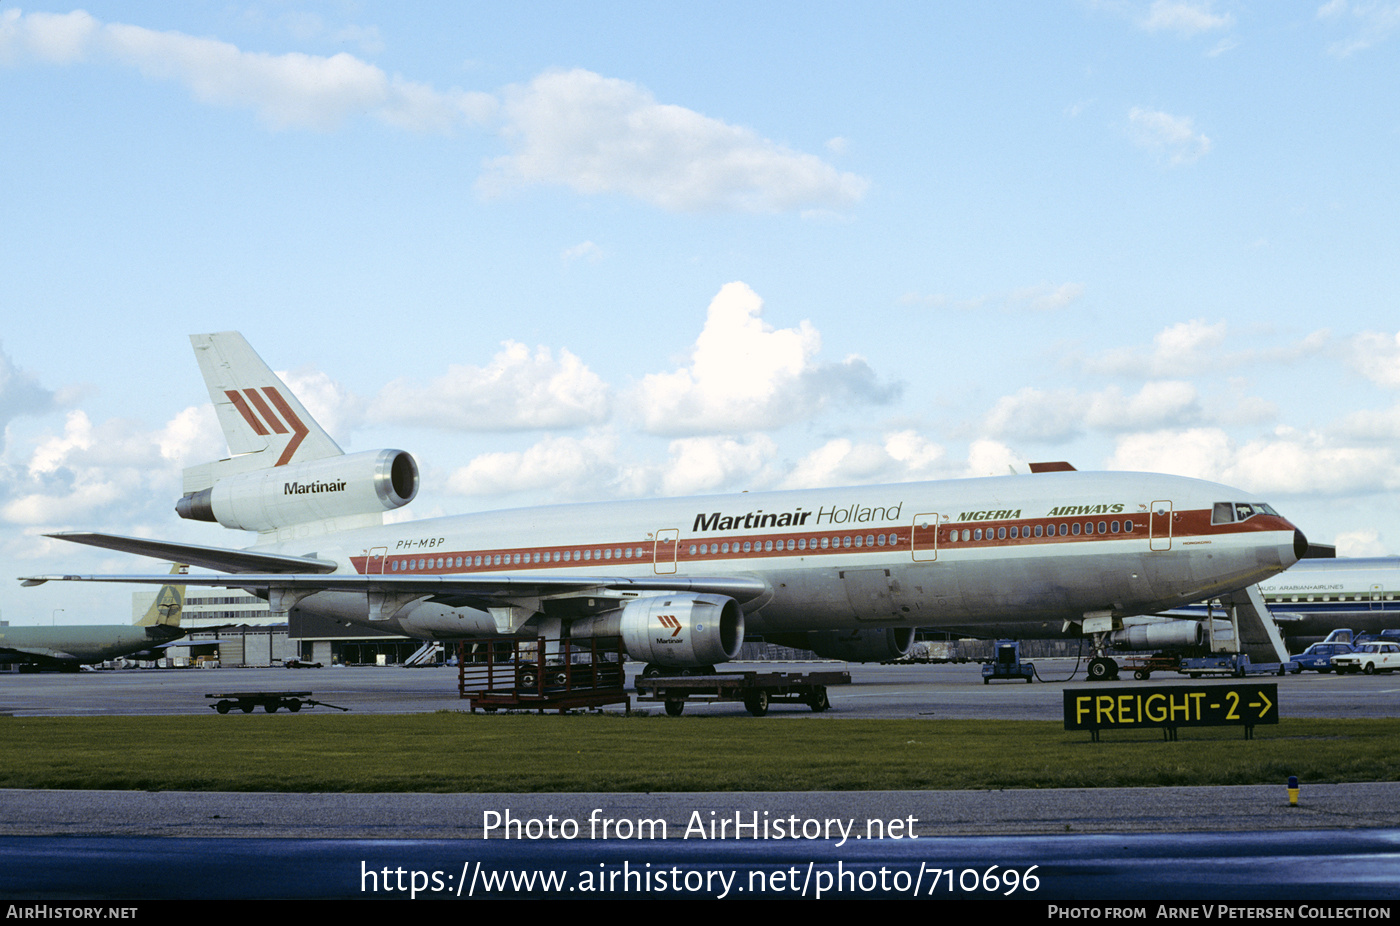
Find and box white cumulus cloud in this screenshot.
[0,9,491,131]
[370,342,610,431]
[1140,1,1234,36]
[983,382,1202,443]
[1318,0,1400,56]
[0,342,58,450]
[782,431,949,489]
[1128,107,1212,165]
[478,69,869,213]
[1348,330,1400,388]
[635,282,896,435]
[444,433,620,498]
[1107,426,1400,496]
[2,12,863,213]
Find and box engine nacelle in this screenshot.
[1110,619,1233,651]
[571,594,744,668]
[176,449,419,532]
[769,627,915,662]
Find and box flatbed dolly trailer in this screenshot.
[635,670,850,716]
[1118,654,1182,680]
[205,691,350,713]
[1176,654,1296,678]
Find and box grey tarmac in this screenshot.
[2,659,1398,839]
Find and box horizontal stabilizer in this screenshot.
[43,532,338,575]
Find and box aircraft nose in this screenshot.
[1293,528,1309,564]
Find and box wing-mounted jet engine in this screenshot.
[569,593,745,672]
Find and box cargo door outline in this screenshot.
[841,568,902,621]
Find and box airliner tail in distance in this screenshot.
[2,565,187,672]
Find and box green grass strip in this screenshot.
[2,715,1396,792]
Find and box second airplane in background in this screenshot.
[25,333,1308,679]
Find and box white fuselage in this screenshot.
[252,470,1304,642]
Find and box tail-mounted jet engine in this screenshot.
[570,594,744,668]
[176,449,419,532]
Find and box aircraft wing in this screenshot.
[40,532,339,574]
[25,532,769,627]
[0,645,80,661]
[19,572,771,618]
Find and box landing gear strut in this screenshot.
[1086,629,1120,681]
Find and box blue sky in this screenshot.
[3,1,1399,626]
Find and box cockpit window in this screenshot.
[1214,501,1281,525]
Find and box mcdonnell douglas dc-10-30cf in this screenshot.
[23,333,1308,680]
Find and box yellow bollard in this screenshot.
[1288,775,1299,806]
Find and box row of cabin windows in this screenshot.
[945,520,1135,543]
[385,517,1150,571]
[392,546,651,571]
[1264,594,1395,603]
[687,533,901,556]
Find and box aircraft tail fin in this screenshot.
[178,333,418,535]
[190,332,342,469]
[135,564,186,628]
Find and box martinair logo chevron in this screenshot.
[223,387,310,466]
[657,615,683,637]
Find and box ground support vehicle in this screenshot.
[205,691,349,713]
[457,636,630,714]
[1118,653,1181,680]
[635,670,850,716]
[1176,654,1294,678]
[1289,642,1357,673]
[1330,642,1400,674]
[981,640,1034,683]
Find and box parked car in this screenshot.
[1290,642,1357,673]
[1331,642,1400,675]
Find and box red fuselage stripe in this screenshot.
[352,512,1292,576]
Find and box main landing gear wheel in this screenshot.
[744,690,770,717]
[1088,657,1118,681]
